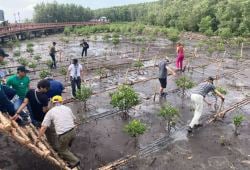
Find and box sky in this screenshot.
[0,0,157,22]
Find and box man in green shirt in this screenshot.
[7,66,30,115]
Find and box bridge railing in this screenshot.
[0,21,107,36]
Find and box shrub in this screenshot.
[158,103,179,133]
[17,57,29,66]
[45,60,53,69]
[59,67,67,80]
[75,85,92,111]
[39,70,51,79]
[112,38,120,47]
[233,114,244,136]
[26,46,34,54]
[13,51,21,57]
[28,62,37,69]
[124,119,146,137]
[26,42,34,48]
[216,87,227,95]
[64,26,71,36]
[133,59,144,74]
[166,27,180,43]
[95,68,107,79]
[110,85,139,114]
[176,76,195,96]
[34,55,41,61]
[218,28,232,39]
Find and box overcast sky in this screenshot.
[0,0,157,22]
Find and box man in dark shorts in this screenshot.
[158,57,176,97]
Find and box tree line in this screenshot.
[33,2,93,23]
[33,0,250,37]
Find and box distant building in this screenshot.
[0,10,4,21]
[99,16,108,22]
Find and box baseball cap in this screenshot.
[17,66,29,73]
[207,76,214,81]
[0,48,9,57]
[51,95,63,103]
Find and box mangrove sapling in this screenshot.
[176,76,195,97]
[34,55,41,63]
[45,60,53,69]
[233,114,244,136]
[158,103,179,134]
[75,85,92,112]
[112,38,120,48]
[13,50,21,57]
[28,62,37,74]
[39,70,51,79]
[110,85,139,120]
[124,119,146,148]
[133,59,144,74]
[59,67,67,81]
[17,57,29,66]
[95,67,107,80]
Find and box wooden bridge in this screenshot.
[0,21,107,42]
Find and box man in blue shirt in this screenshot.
[45,77,64,99]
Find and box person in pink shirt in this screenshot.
[176,42,185,72]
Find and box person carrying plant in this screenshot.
[158,57,176,97]
[6,66,30,121]
[176,42,185,72]
[80,39,89,57]
[49,42,58,69]
[36,95,80,169]
[67,59,84,97]
[187,76,225,133]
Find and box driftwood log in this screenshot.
[0,112,70,170]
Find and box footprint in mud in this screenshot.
[208,156,232,169]
[0,159,12,169]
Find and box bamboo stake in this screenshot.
[11,119,30,144]
[98,155,136,170]
[25,126,50,156]
[0,112,11,131]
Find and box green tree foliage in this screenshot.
[158,102,179,134]
[33,2,93,23]
[93,0,250,37]
[39,70,51,79]
[176,76,195,96]
[216,87,227,95]
[124,119,146,137]
[17,57,29,66]
[75,85,92,110]
[110,85,139,113]
[233,114,244,136]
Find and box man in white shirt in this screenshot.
[67,59,83,97]
[36,95,80,169]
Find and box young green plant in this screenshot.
[75,84,92,111]
[158,102,179,134]
[110,85,139,119]
[124,119,146,148]
[233,114,244,136]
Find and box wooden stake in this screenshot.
[0,112,12,131]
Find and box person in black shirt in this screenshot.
[12,79,50,127]
[80,39,89,57]
[49,42,58,69]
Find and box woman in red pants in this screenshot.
[176,43,185,72]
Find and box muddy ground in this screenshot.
[0,33,250,170]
